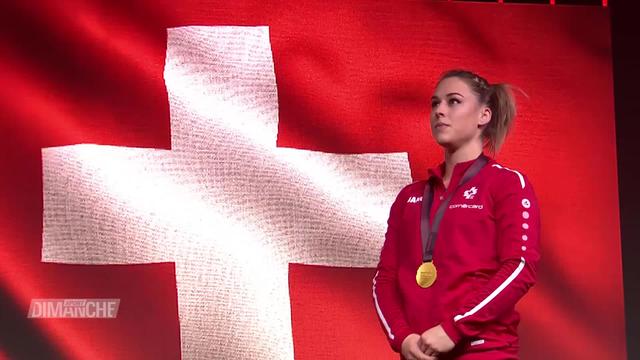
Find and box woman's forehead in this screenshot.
[433,77,472,97]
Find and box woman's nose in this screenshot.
[434,103,445,118]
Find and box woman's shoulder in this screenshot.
[393,179,428,201]
[484,160,535,192]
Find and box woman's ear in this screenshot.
[478,106,492,127]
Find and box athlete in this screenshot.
[373,69,541,360]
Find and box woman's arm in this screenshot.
[440,169,542,344]
[373,189,415,352]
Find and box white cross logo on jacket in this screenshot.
[463,186,478,199]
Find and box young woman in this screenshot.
[373,70,541,360]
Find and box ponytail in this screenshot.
[437,69,521,155]
[484,83,517,154]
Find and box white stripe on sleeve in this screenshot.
[453,257,526,322]
[492,164,525,189]
[372,271,395,340]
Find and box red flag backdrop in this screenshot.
[0,1,624,359]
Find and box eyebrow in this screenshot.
[431,92,465,100]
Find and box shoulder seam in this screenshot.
[394,180,423,200]
[491,164,526,189]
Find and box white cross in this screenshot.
[41,26,411,359]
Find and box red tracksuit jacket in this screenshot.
[373,154,541,359]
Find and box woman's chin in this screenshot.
[433,137,453,148]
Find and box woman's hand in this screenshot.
[401,334,437,360]
[418,325,455,356]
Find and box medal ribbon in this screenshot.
[420,154,489,262]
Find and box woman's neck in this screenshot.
[443,141,483,185]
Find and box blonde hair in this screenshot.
[438,69,518,154]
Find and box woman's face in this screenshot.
[430,77,490,150]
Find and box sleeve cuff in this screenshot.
[440,318,464,345]
[391,327,414,353]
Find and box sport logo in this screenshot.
[407,196,423,203]
[463,186,478,200]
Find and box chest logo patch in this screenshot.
[463,186,478,199]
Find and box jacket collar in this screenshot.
[427,152,492,184]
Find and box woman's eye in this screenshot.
[448,98,460,105]
[431,101,439,108]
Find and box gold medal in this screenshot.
[416,262,437,288]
